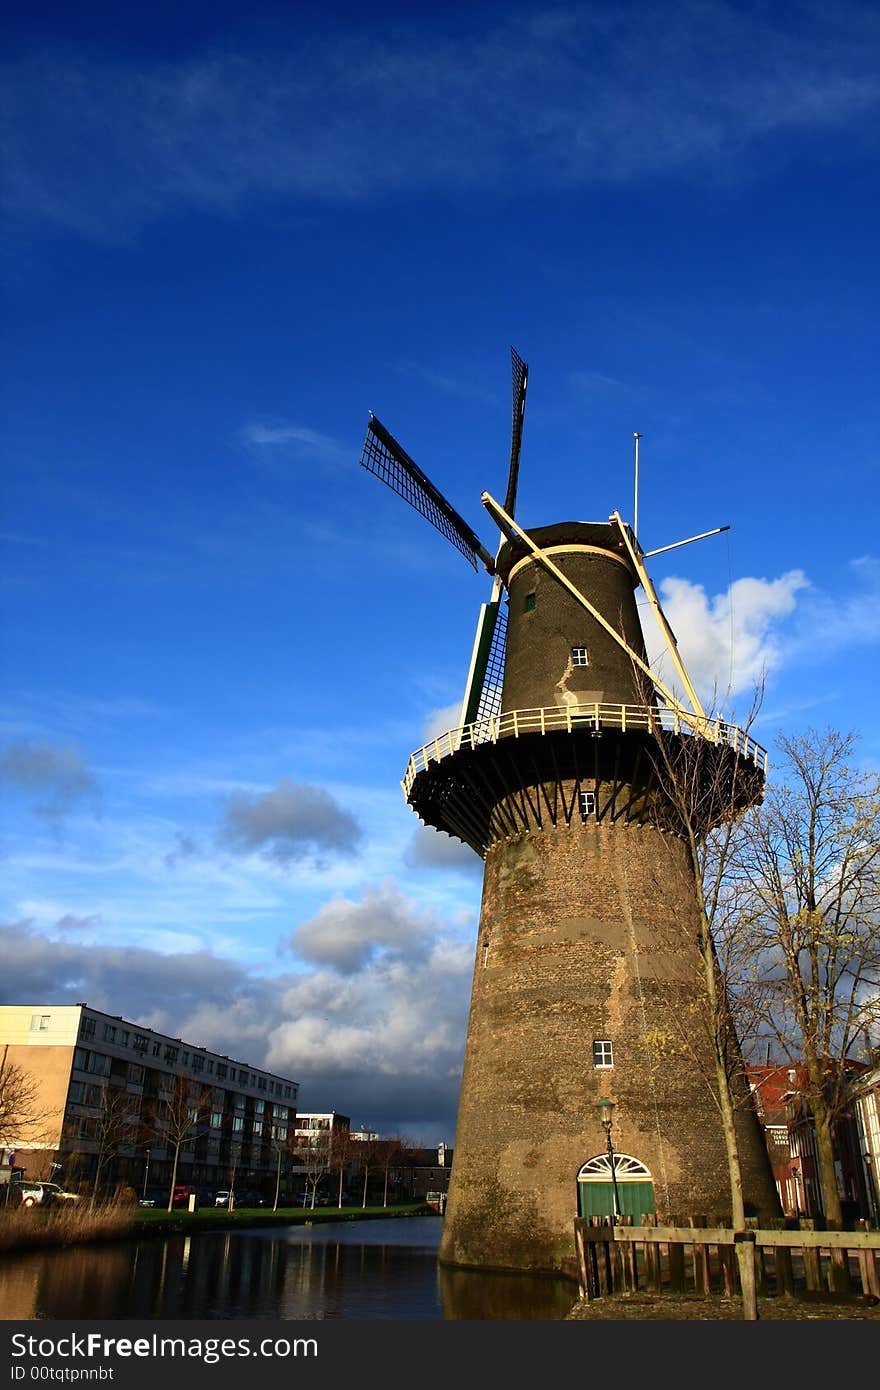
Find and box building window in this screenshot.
[133,1034,148,1054]
[206,1059,214,1074]
[284,1086,292,1099]
[103,1024,116,1043]
[120,1030,130,1047]
[79,1017,96,1040]
[30,1014,51,1031]
[216,1063,228,1080]
[239,1069,249,1084]
[182,1052,189,1065]
[275,1106,288,1121]
[232,1117,244,1133]
[592,1039,614,1069]
[524,592,536,612]
[73,1047,88,1071]
[273,1125,287,1143]
[164,1046,178,1064]
[192,1055,204,1073]
[210,1111,223,1129]
[579,790,597,819]
[252,1121,263,1137]
[151,1041,161,1057]
[571,647,589,666]
[258,1076,267,1091]
[68,1081,85,1104]
[129,1064,144,1085]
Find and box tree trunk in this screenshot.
[813,1105,843,1226]
[167,1145,181,1213]
[273,1149,281,1211]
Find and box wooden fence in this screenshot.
[574,1215,880,1308]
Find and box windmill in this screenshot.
[358,349,780,1275]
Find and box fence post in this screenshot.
[667,1229,686,1293]
[824,1221,853,1295]
[689,1215,710,1295]
[574,1220,590,1300]
[799,1219,822,1292]
[857,1220,880,1298]
[642,1214,661,1292]
[734,1232,758,1320]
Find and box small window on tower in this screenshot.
[524,592,536,612]
[571,647,589,666]
[579,790,596,820]
[593,1040,614,1069]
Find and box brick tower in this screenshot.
[359,353,781,1276]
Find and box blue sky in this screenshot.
[2,0,879,1142]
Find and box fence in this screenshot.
[574,1216,880,1308]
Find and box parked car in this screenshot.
[15,1182,59,1208]
[138,1197,157,1207]
[214,1190,232,1208]
[171,1186,190,1209]
[43,1182,82,1203]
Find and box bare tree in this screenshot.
[376,1136,406,1208]
[733,728,880,1224]
[0,1051,58,1153]
[270,1118,299,1211]
[146,1075,213,1212]
[353,1136,386,1209]
[639,681,769,1229]
[327,1126,354,1210]
[90,1084,140,1206]
[296,1131,331,1210]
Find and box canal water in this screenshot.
[0,1218,578,1320]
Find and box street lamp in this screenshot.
[596,1097,621,1223]
[142,1148,151,1199]
[790,1164,801,1216]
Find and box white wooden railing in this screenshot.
[401,703,768,797]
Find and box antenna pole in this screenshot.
[633,433,641,542]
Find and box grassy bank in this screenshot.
[0,1201,436,1253]
[132,1201,434,1236]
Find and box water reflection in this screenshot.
[0,1218,576,1321]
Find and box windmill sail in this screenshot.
[460,599,507,731]
[360,415,494,572]
[459,348,527,731]
[503,347,529,517]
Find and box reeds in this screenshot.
[0,1200,134,1254]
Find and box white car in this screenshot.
[17,1181,82,1207]
[214,1190,232,1208]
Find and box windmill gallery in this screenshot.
[358,351,781,1275]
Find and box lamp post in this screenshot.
[142,1148,151,1200]
[596,1097,621,1223]
[790,1164,801,1216]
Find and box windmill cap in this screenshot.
[495,520,635,585]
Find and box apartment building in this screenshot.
[0,1003,299,1196]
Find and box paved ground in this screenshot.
[565,1292,880,1319]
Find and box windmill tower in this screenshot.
[359,351,780,1274]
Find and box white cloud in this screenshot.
[405,826,481,873]
[422,703,462,742]
[287,879,440,973]
[646,569,809,704]
[240,422,347,462]
[219,777,362,864]
[0,891,474,1141]
[0,739,100,821]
